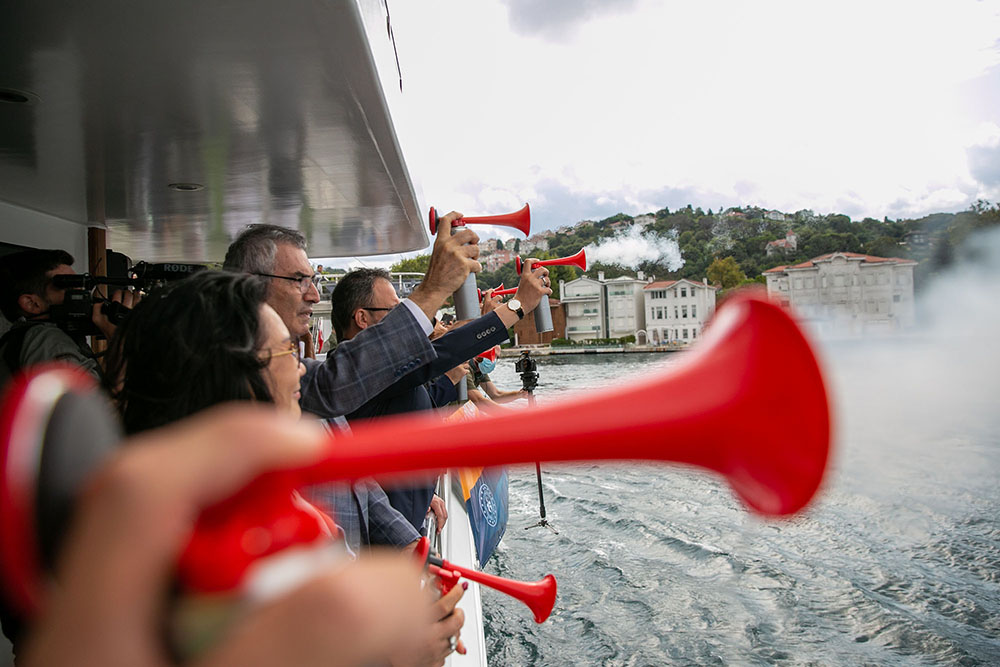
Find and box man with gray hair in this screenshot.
[223,212,491,419]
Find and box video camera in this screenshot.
[515,350,538,393]
[48,256,206,336]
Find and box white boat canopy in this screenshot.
[0,0,427,263]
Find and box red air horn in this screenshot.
[429,204,531,236]
[1,293,831,621]
[477,284,505,303]
[515,248,587,275]
[173,292,830,593]
[415,537,556,623]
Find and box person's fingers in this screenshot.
[24,406,331,666]
[60,407,327,626]
[430,581,465,622]
[435,211,464,238]
[199,555,426,667]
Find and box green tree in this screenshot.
[390,254,431,273]
[496,238,503,251]
[706,256,746,288]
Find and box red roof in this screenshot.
[768,252,916,273]
[644,280,677,289]
[643,278,719,291]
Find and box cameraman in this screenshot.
[0,249,135,386]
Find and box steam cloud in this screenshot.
[584,224,685,271]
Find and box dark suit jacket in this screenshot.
[367,310,510,400]
[299,304,436,419]
[344,313,508,529]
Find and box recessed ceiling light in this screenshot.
[167,182,205,192]
[0,88,38,105]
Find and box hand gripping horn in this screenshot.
[415,537,556,623]
[430,206,529,383]
[1,293,831,614]
[428,205,530,236]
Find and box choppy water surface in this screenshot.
[483,341,1000,665]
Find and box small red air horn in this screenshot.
[489,287,518,298]
[429,205,530,236]
[415,537,556,623]
[515,248,587,275]
[477,284,505,303]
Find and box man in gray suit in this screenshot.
[223,211,481,419]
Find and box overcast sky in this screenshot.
[327,0,1000,266]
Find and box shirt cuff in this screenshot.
[401,298,433,336]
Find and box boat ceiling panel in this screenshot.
[0,0,427,262]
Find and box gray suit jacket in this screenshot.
[299,304,436,419]
[305,479,420,554]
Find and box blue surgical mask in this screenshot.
[477,357,497,374]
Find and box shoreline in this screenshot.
[498,345,684,357]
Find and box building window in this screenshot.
[692,305,697,318]
[682,305,688,318]
[692,328,697,339]
[674,306,679,318]
[893,294,901,303]
[683,329,689,339]
[657,307,663,319]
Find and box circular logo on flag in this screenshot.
[478,482,498,527]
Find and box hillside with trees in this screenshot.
[393,201,1000,297]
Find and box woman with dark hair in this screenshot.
[105,270,304,434]
[102,270,466,666]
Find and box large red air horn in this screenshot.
[1,293,831,618]
[173,292,830,593]
[515,248,587,276]
[416,537,556,623]
[428,204,531,236]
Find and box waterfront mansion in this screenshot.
[763,251,916,336]
[643,279,719,345]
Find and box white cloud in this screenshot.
[388,0,1000,241]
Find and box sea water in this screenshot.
[483,337,1000,665]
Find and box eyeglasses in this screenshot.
[264,339,301,364]
[255,272,319,294]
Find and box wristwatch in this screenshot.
[506,298,524,320]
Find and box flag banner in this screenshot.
[457,465,509,568]
[446,401,509,567]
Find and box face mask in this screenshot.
[477,357,497,374]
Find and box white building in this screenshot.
[642,279,719,345]
[521,234,550,254]
[763,251,916,336]
[559,271,650,342]
[605,275,647,339]
[559,275,604,341]
[478,239,500,256]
